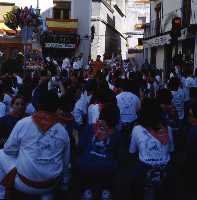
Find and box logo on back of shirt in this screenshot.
[90,135,110,158]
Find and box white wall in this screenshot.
[151,0,182,33]
[156,47,164,69]
[91,1,127,60]
[73,0,91,64]
[126,0,150,49]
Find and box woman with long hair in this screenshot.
[129,98,174,200]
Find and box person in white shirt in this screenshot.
[3,93,12,114]
[116,79,141,124]
[168,77,185,120]
[129,98,174,200]
[62,57,71,71]
[0,90,70,199]
[72,80,96,126]
[0,102,6,118]
[88,103,100,125]
[72,57,81,71]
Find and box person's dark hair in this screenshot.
[168,77,180,91]
[0,86,4,102]
[59,94,75,114]
[18,85,33,103]
[84,79,97,93]
[11,95,26,106]
[100,103,120,128]
[139,98,163,130]
[40,70,48,77]
[37,90,60,113]
[120,79,129,91]
[190,100,197,118]
[128,79,140,97]
[157,89,172,105]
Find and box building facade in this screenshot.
[144,0,197,75]
[126,0,150,49]
[0,0,128,63]
[125,0,150,67]
[91,0,127,60]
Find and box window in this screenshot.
[138,16,146,24]
[53,1,71,19]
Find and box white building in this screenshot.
[144,0,197,75]
[125,0,150,67]
[91,0,127,60]
[126,0,150,49]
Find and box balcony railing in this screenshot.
[144,8,190,39]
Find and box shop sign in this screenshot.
[45,43,76,49]
[143,34,171,48]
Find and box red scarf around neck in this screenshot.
[93,120,113,140]
[146,126,169,145]
[32,111,73,133]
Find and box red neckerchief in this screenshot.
[9,112,25,119]
[32,111,73,133]
[161,104,178,120]
[146,126,169,145]
[98,103,104,112]
[93,120,113,140]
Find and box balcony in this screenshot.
[144,8,190,39]
[134,0,150,3]
[46,18,78,33]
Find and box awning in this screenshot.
[0,21,20,34]
[143,34,171,48]
[46,18,78,33]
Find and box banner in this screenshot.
[46,18,78,33]
[45,42,76,49]
[143,34,171,48]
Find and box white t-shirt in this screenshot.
[3,116,70,182]
[129,125,174,166]
[171,88,185,120]
[184,77,195,101]
[26,103,36,115]
[72,92,92,125]
[0,102,6,118]
[62,58,71,70]
[3,94,12,114]
[116,91,141,123]
[16,75,23,85]
[88,104,100,124]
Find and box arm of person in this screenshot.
[58,81,66,96]
[0,103,6,118]
[3,120,23,157]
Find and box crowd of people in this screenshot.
[0,54,196,200]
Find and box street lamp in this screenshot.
[37,0,39,9]
[36,0,40,15]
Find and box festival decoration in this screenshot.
[3,6,42,31]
